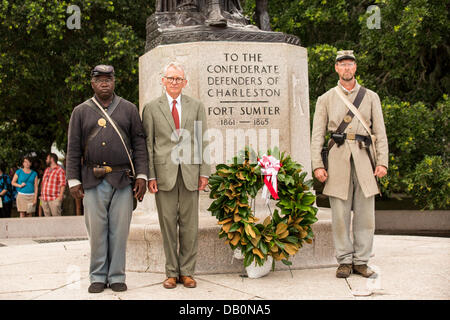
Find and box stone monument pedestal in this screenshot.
[127,199,336,274]
[126,39,337,274]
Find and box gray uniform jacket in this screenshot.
[66,95,149,190]
[311,82,389,200]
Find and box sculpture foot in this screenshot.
[206,11,227,27]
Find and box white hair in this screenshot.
[163,61,186,78]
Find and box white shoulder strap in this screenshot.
[334,87,372,135]
[91,97,136,177]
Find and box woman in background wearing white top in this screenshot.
[11,157,38,218]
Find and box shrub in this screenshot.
[406,156,450,210]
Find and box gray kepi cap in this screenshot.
[335,50,356,62]
[91,64,115,77]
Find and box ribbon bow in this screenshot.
[257,155,281,203]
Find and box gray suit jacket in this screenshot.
[66,95,149,190]
[142,94,210,192]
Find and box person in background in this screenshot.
[0,164,14,218]
[40,153,66,217]
[11,157,38,218]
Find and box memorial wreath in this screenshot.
[207,148,318,268]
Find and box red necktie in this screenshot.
[171,100,180,130]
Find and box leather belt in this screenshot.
[86,163,130,172]
[344,133,370,143]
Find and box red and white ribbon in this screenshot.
[257,155,281,203]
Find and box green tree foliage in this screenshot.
[247,0,448,206]
[0,0,155,166]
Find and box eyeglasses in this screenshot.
[93,78,113,83]
[337,62,355,67]
[165,77,185,84]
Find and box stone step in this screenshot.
[126,208,336,274]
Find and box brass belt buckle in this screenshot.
[104,166,112,174]
[346,133,356,140]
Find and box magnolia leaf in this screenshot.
[295,217,304,224]
[263,216,272,227]
[227,232,234,240]
[287,215,293,225]
[252,248,265,259]
[276,223,288,235]
[281,259,293,266]
[230,232,241,246]
[236,171,246,180]
[300,229,308,238]
[229,222,240,233]
[245,224,256,238]
[274,239,285,249]
[270,244,279,252]
[222,222,233,233]
[279,230,289,239]
[286,235,299,244]
[244,252,254,267]
[259,242,268,255]
[250,237,259,247]
[283,243,298,255]
[264,234,273,241]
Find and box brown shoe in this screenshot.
[163,277,177,289]
[336,264,352,278]
[179,276,197,288]
[88,282,107,293]
[110,282,127,292]
[353,264,375,278]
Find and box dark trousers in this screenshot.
[0,201,12,218]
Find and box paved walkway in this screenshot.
[0,235,448,300]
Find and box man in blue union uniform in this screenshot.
[66,65,148,293]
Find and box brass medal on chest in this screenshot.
[344,115,353,123]
[98,118,107,127]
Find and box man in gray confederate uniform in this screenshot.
[66,65,148,293]
[311,51,389,279]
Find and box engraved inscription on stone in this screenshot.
[200,50,287,162]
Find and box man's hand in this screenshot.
[133,178,147,201]
[374,165,387,178]
[314,168,328,183]
[69,184,84,200]
[198,176,209,191]
[148,179,158,193]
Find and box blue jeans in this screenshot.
[83,179,133,284]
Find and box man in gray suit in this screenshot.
[142,62,210,289]
[66,65,148,293]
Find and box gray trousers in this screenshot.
[83,179,133,284]
[155,167,199,278]
[329,159,375,265]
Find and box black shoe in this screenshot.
[110,282,127,292]
[88,282,107,293]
